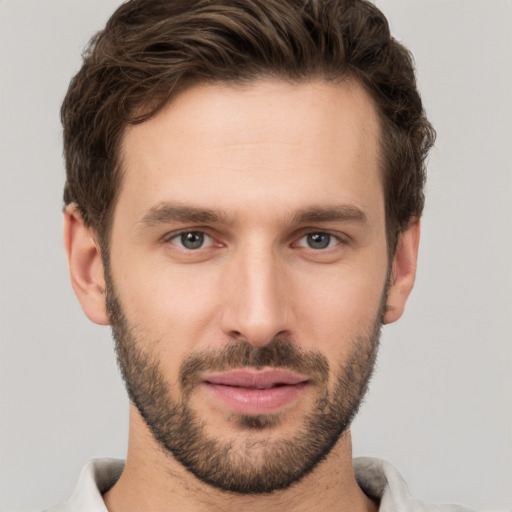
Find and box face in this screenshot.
[105,79,390,493]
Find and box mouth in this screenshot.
[202,368,309,415]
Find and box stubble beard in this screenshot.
[104,264,385,494]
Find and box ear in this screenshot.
[383,219,420,325]
[63,205,109,325]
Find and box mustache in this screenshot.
[179,337,329,394]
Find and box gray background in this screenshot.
[1,0,511,510]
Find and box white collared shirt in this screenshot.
[45,457,473,511]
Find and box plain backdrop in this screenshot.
[1,0,511,510]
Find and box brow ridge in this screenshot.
[292,205,368,225]
[139,203,233,227]
[138,202,367,228]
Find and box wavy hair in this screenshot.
[61,0,435,253]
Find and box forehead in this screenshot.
[117,78,383,227]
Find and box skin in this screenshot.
[64,78,420,512]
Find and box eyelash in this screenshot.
[293,232,343,250]
[165,230,345,252]
[166,230,216,250]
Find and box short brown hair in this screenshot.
[62,0,435,252]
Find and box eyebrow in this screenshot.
[137,202,368,229]
[138,203,233,227]
[292,205,368,225]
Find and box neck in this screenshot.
[103,407,378,512]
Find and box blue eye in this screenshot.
[171,231,211,250]
[298,232,338,250]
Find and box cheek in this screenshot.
[292,262,387,357]
[112,255,223,349]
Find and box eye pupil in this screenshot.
[307,233,330,249]
[181,232,204,249]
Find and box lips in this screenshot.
[202,368,309,415]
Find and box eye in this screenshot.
[296,232,340,250]
[170,231,212,250]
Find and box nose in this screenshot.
[220,243,291,347]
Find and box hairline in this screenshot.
[95,73,404,258]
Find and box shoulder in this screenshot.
[354,457,474,512]
[45,459,124,512]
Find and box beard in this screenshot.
[104,264,385,494]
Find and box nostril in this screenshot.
[229,330,243,340]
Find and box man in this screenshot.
[51,0,469,510]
